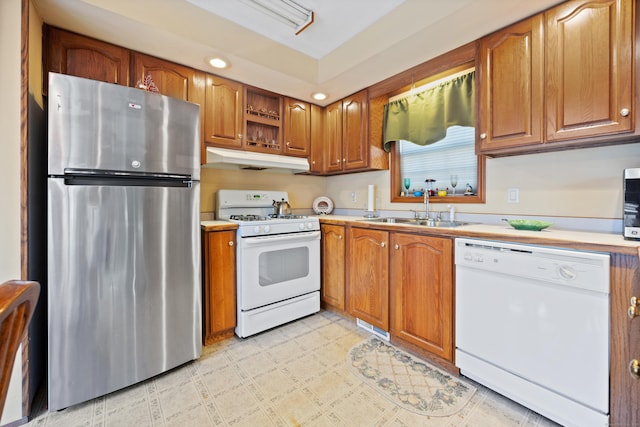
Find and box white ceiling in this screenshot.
[186,0,407,59]
[32,0,562,105]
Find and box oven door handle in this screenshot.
[240,230,320,247]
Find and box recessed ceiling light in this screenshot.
[312,92,327,101]
[209,57,229,69]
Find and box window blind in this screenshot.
[399,126,476,194]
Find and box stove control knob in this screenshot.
[299,223,305,230]
[264,225,270,233]
[307,222,314,229]
[253,225,261,234]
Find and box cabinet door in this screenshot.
[309,104,325,173]
[202,230,236,344]
[478,16,544,151]
[204,75,244,148]
[342,90,369,170]
[320,224,345,310]
[390,233,453,360]
[45,26,130,93]
[325,100,343,172]
[347,227,389,330]
[131,53,202,102]
[283,98,311,157]
[609,253,640,427]
[545,0,634,141]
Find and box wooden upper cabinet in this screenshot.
[324,100,344,172]
[309,104,325,173]
[545,0,634,141]
[283,98,311,157]
[45,26,130,93]
[342,90,369,170]
[322,89,371,173]
[243,87,283,154]
[347,227,389,330]
[131,53,203,103]
[478,15,544,151]
[204,74,244,148]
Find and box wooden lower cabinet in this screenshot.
[320,224,346,310]
[347,227,389,330]
[610,253,640,427]
[346,225,454,362]
[390,233,454,361]
[202,229,236,344]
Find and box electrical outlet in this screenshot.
[351,192,357,203]
[507,188,520,203]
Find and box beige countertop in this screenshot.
[200,220,238,232]
[316,215,640,256]
[201,215,640,255]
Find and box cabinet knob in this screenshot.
[228,241,234,246]
[343,158,346,162]
[312,161,316,165]
[238,133,243,139]
[629,296,640,319]
[479,132,487,139]
[286,141,291,146]
[630,359,640,379]
[381,242,386,248]
[394,244,400,250]
[338,235,343,239]
[337,159,341,163]
[621,108,630,117]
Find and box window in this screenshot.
[386,65,485,204]
[399,126,476,196]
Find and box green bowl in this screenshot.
[505,219,553,231]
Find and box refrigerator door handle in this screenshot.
[63,169,193,188]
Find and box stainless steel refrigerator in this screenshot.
[47,73,202,411]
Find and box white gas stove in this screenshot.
[216,189,321,338]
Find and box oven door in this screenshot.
[237,230,320,311]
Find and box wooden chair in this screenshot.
[0,280,40,417]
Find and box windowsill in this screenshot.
[390,193,484,204]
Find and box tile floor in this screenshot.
[27,310,559,426]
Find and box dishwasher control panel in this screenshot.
[455,238,610,294]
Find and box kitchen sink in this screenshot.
[363,217,472,227]
[416,220,472,227]
[364,217,417,224]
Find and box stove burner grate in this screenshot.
[269,214,308,220]
[229,214,268,221]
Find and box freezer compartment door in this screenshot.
[48,72,200,179]
[47,179,201,411]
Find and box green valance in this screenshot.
[382,71,475,152]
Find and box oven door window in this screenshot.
[259,247,309,286]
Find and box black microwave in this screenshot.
[624,168,640,240]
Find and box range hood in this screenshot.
[204,147,309,172]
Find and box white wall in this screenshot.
[199,141,640,223]
[200,166,327,217]
[323,142,640,220]
[0,0,25,424]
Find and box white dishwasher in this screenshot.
[455,238,610,427]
